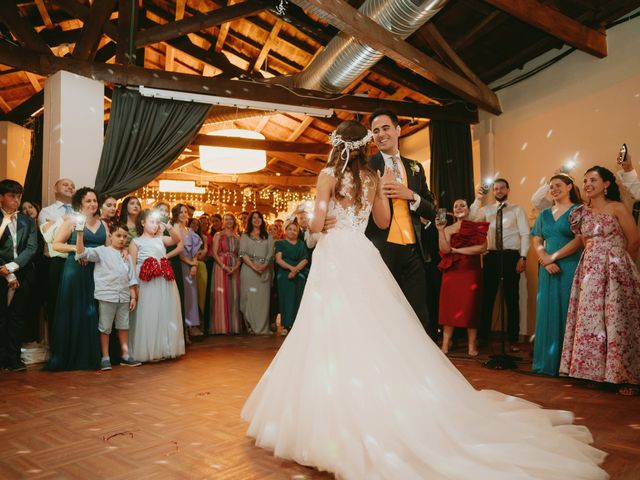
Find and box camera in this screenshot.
[618,143,628,165]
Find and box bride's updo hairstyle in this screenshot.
[326,120,375,210]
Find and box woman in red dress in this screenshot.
[436,199,489,356]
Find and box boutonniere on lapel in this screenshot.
[409,160,420,176]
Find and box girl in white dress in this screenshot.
[129,209,185,362]
[241,120,608,480]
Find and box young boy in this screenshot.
[76,221,141,370]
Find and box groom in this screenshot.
[365,109,436,338]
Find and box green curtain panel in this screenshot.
[94,87,210,198]
[23,113,44,206]
[429,120,474,211]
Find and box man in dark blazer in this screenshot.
[0,179,38,371]
[365,108,436,337]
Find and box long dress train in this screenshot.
[241,168,607,480]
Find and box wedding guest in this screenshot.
[470,179,530,351]
[156,202,185,321]
[198,215,215,333]
[38,177,75,343]
[210,214,222,234]
[46,187,106,371]
[129,209,185,362]
[100,195,118,225]
[560,166,640,395]
[186,204,196,219]
[240,211,274,335]
[239,211,250,234]
[0,180,38,371]
[173,204,202,340]
[20,200,45,343]
[118,196,141,245]
[436,200,488,356]
[211,213,241,334]
[192,218,208,326]
[531,174,583,376]
[273,219,285,240]
[275,218,309,336]
[76,222,141,370]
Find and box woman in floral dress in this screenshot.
[560,166,640,395]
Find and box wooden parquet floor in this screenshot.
[0,336,638,480]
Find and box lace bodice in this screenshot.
[321,167,373,233]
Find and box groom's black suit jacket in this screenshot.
[0,213,38,283]
[365,152,436,262]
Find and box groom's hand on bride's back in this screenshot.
[322,215,337,232]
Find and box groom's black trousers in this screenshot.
[378,242,433,339]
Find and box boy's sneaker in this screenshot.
[100,359,112,371]
[120,357,142,367]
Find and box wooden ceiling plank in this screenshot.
[135,0,268,48]
[255,115,270,133]
[73,0,118,60]
[288,0,501,114]
[250,20,283,73]
[0,3,52,55]
[24,71,42,92]
[0,42,478,123]
[53,0,119,41]
[452,10,504,51]
[35,0,54,29]
[0,96,11,114]
[482,0,607,58]
[286,116,314,141]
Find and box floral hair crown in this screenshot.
[328,129,374,173]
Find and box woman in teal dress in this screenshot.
[275,218,309,335]
[531,174,583,375]
[46,187,106,371]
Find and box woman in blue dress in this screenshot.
[531,174,583,375]
[46,187,106,371]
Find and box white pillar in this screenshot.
[0,121,32,184]
[42,70,103,205]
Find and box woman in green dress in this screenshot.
[275,218,309,335]
[119,196,141,246]
[531,174,583,375]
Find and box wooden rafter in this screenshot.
[268,152,324,173]
[116,0,138,64]
[135,0,269,48]
[288,0,501,114]
[215,0,235,53]
[35,0,54,29]
[452,10,504,51]
[192,134,330,155]
[24,71,42,92]
[0,96,11,114]
[250,20,283,73]
[286,116,314,141]
[482,0,607,58]
[0,3,52,55]
[0,42,479,122]
[73,0,118,60]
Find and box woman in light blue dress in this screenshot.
[531,174,583,375]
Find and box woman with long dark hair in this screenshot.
[46,187,106,370]
[241,121,608,479]
[119,196,141,245]
[531,174,583,376]
[239,210,274,334]
[560,166,640,395]
[211,213,241,334]
[99,195,118,225]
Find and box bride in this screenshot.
[241,120,608,480]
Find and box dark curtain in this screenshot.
[94,87,210,198]
[428,120,474,211]
[23,114,44,206]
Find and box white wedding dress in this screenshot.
[241,168,608,480]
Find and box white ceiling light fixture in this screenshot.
[158,180,206,194]
[138,86,334,118]
[199,129,267,174]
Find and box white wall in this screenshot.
[474,14,640,333]
[400,126,431,184]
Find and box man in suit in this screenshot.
[365,109,436,337]
[0,179,38,371]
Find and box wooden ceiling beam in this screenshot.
[135,0,269,48]
[73,0,118,60]
[24,71,42,92]
[482,0,607,58]
[192,134,330,155]
[0,90,43,124]
[288,0,501,114]
[159,171,317,187]
[53,0,119,41]
[452,10,505,52]
[0,3,52,55]
[34,0,54,29]
[268,152,324,173]
[286,116,314,142]
[116,0,137,64]
[250,19,283,73]
[0,42,478,123]
[0,96,11,114]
